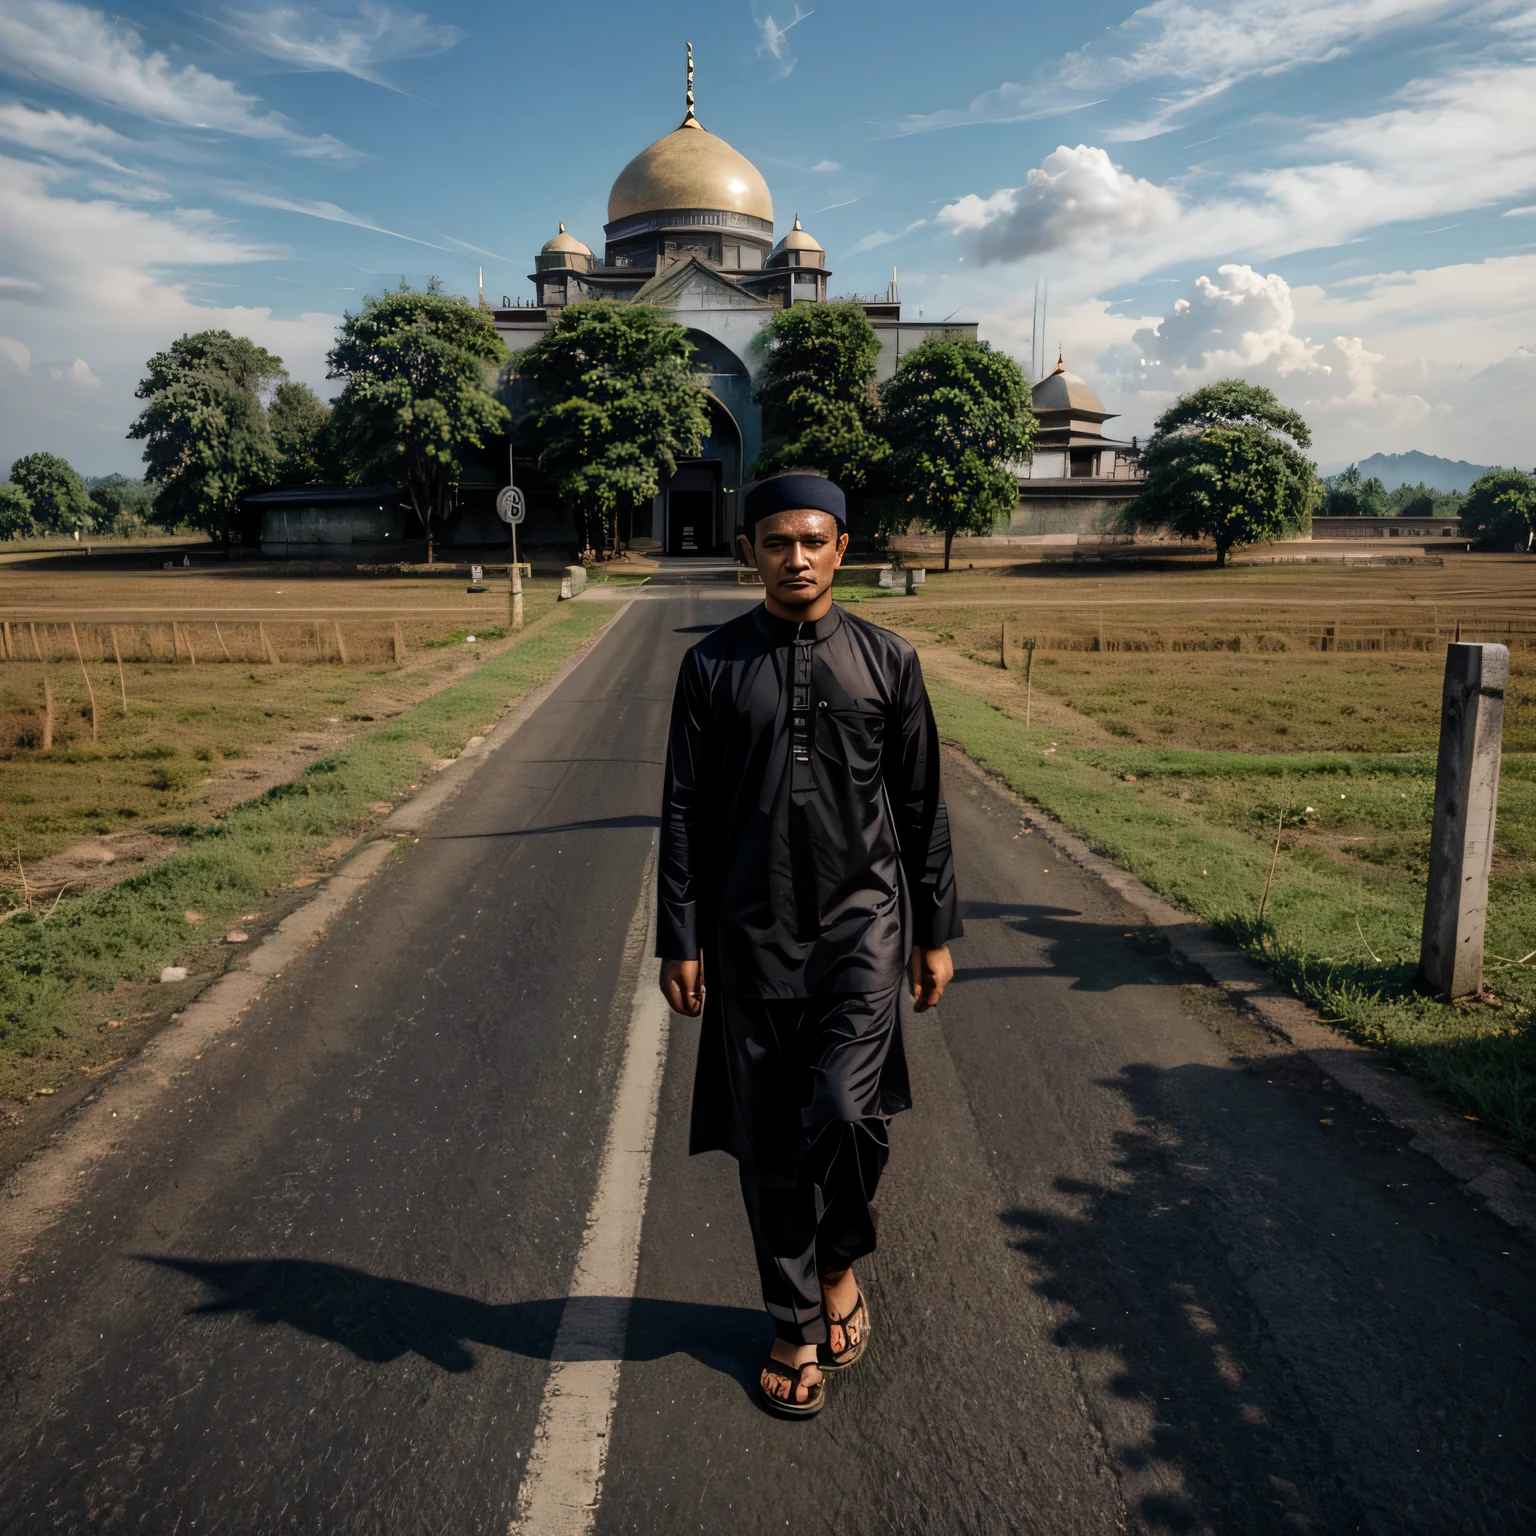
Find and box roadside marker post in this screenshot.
[1420,642,1508,1000]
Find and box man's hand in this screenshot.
[910,945,954,1013]
[660,958,705,1017]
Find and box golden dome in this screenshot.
[541,221,592,257]
[607,45,772,225]
[772,214,822,256]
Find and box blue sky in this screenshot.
[0,0,1532,475]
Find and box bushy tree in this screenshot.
[268,381,337,486]
[87,473,158,534]
[879,336,1035,571]
[1461,468,1536,551]
[1322,464,1388,517]
[328,280,509,562]
[519,300,709,557]
[1123,380,1321,566]
[129,330,286,548]
[751,300,888,491]
[0,482,34,540]
[9,451,93,534]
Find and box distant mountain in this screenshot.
[1351,451,1493,493]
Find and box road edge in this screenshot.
[0,599,637,1279]
[944,745,1536,1239]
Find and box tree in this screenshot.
[519,301,709,557]
[879,335,1035,571]
[1461,468,1536,551]
[751,300,889,491]
[87,473,158,534]
[328,280,510,563]
[8,452,93,534]
[1122,379,1321,566]
[1322,464,1388,517]
[128,330,286,549]
[0,483,34,540]
[268,381,337,486]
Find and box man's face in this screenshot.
[738,509,848,612]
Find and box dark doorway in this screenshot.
[664,461,722,555]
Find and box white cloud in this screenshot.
[898,0,1477,136]
[754,3,813,78]
[810,159,841,173]
[845,219,926,256]
[225,187,454,251]
[0,0,354,157]
[86,176,170,201]
[0,101,132,166]
[0,151,337,473]
[1505,205,1536,216]
[938,145,1180,263]
[224,3,463,89]
[938,56,1536,269]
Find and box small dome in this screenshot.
[1032,352,1108,415]
[771,214,823,261]
[541,222,592,257]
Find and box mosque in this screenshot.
[479,45,975,556]
[250,47,1137,558]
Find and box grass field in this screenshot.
[855,551,1536,1149]
[0,561,563,882]
[0,595,615,1102]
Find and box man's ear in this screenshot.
[834,532,849,564]
[736,531,758,568]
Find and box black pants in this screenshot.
[723,988,898,1345]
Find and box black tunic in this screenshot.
[657,602,962,1164]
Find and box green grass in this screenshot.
[929,676,1536,1148]
[0,602,613,1099]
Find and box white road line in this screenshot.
[511,843,670,1535]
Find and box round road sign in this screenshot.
[496,485,527,525]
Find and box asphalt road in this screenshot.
[2,588,1533,1535]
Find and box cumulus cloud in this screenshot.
[898,0,1476,136]
[0,0,354,157]
[810,159,841,173]
[0,334,31,370]
[223,3,464,89]
[937,145,1180,263]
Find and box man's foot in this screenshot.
[820,1268,869,1368]
[759,1339,825,1417]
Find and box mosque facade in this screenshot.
[488,47,976,556]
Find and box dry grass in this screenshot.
[0,558,562,883]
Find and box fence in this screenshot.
[0,618,412,667]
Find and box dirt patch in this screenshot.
[2,829,180,902]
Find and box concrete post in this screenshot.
[1419,642,1508,1000]
[509,564,524,631]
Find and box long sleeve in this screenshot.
[657,647,713,960]
[885,649,962,950]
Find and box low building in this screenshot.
[1011,353,1143,537]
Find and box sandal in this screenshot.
[758,1355,826,1418]
[819,1286,871,1371]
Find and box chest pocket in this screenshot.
[822,701,886,784]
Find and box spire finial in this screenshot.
[684,40,697,124]
[558,221,565,234]
[1055,347,1065,371]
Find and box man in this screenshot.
[658,470,960,1417]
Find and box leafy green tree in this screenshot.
[519,301,709,557]
[128,330,287,549]
[879,335,1035,571]
[268,381,338,486]
[328,280,510,563]
[1461,468,1536,551]
[1385,480,1463,519]
[1322,464,1387,517]
[87,473,158,534]
[1123,379,1321,566]
[751,301,889,491]
[8,451,94,534]
[0,483,34,540]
